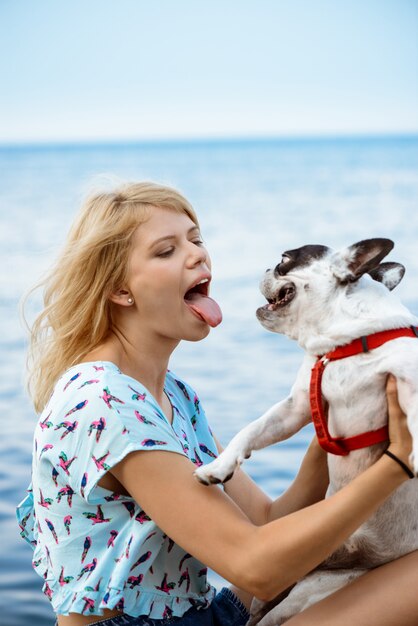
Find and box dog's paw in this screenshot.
[194,454,243,485]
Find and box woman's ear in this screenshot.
[109,289,135,306]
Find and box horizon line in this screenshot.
[0,130,417,150]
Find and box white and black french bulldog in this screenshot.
[195,238,418,625]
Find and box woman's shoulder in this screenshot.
[50,363,199,408]
[50,361,143,404]
[41,361,157,433]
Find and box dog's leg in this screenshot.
[246,586,295,626]
[195,386,310,485]
[255,569,366,626]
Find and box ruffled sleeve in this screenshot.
[49,365,187,503]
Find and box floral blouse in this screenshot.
[17,362,219,618]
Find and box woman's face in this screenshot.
[124,206,222,343]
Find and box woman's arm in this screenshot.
[216,374,408,527]
[111,376,412,601]
[213,434,329,525]
[111,404,411,605]
[212,422,329,611]
[266,436,329,521]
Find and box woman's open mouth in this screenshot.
[184,278,223,327]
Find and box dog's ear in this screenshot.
[368,262,405,291]
[331,238,394,284]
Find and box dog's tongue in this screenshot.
[185,292,222,327]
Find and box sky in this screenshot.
[0,0,417,143]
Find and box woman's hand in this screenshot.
[386,374,413,471]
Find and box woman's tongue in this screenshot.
[184,292,222,327]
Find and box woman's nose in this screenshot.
[188,242,208,266]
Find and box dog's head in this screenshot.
[256,238,405,341]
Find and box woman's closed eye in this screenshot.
[156,247,175,258]
[155,237,204,258]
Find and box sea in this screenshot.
[0,135,417,625]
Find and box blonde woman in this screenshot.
[17,182,418,626]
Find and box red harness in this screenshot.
[310,326,418,455]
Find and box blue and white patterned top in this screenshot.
[16,362,219,619]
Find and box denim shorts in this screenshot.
[56,588,250,626]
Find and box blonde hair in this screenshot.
[27,181,199,413]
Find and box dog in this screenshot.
[195,238,418,625]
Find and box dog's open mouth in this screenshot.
[263,282,296,310]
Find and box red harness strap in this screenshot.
[310,326,418,455]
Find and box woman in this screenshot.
[17,181,417,626]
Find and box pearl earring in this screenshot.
[127,297,134,305]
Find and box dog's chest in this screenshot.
[320,358,387,433]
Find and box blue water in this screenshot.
[1,135,417,625]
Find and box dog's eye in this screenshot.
[275,254,292,276]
